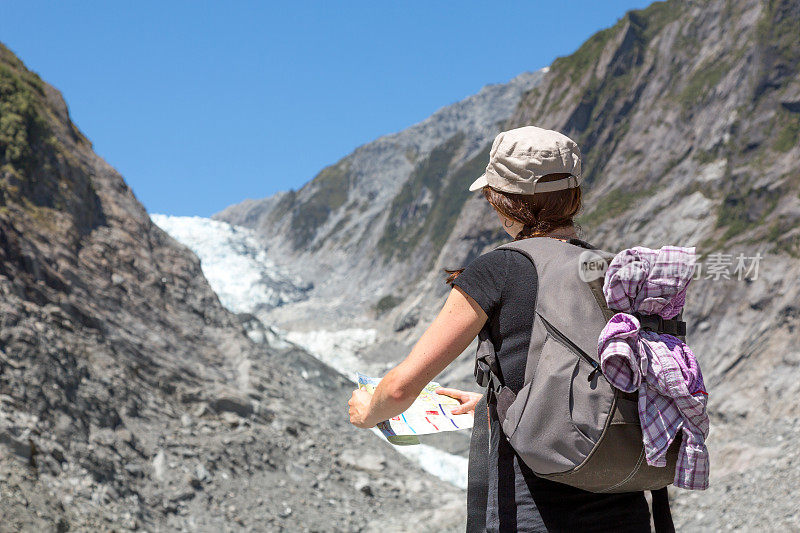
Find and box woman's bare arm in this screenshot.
[349,285,487,428]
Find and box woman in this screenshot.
[348,126,653,532]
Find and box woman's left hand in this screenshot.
[435,387,483,415]
[348,389,376,428]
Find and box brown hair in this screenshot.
[444,173,583,286]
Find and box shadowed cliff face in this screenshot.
[0,43,466,532]
[512,0,800,256]
[215,1,800,529]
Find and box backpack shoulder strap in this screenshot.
[474,237,580,417]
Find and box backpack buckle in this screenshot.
[632,311,662,332]
[632,311,687,338]
[474,358,490,387]
[475,324,502,390]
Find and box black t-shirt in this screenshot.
[453,240,652,533]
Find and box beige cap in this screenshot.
[468,126,582,193]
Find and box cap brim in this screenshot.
[468,173,488,192]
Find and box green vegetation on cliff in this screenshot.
[542,2,681,189]
[377,133,464,260]
[576,184,658,229]
[773,107,800,153]
[425,142,492,256]
[267,158,352,250]
[376,134,492,268]
[0,42,104,238]
[0,44,48,181]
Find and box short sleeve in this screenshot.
[451,249,509,317]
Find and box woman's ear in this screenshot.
[495,211,511,225]
[496,211,522,237]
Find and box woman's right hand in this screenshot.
[434,387,483,415]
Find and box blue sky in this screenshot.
[1,1,653,217]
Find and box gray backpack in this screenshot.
[474,236,686,494]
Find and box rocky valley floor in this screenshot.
[0,335,467,532]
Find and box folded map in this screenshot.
[356,372,474,445]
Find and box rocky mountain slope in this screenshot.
[215,0,800,529]
[0,43,466,531]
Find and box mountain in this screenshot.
[213,69,547,388]
[0,43,466,531]
[214,0,800,529]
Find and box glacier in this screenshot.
[150,214,310,313]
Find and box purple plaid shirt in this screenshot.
[597,246,710,490]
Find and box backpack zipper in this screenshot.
[538,313,604,382]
